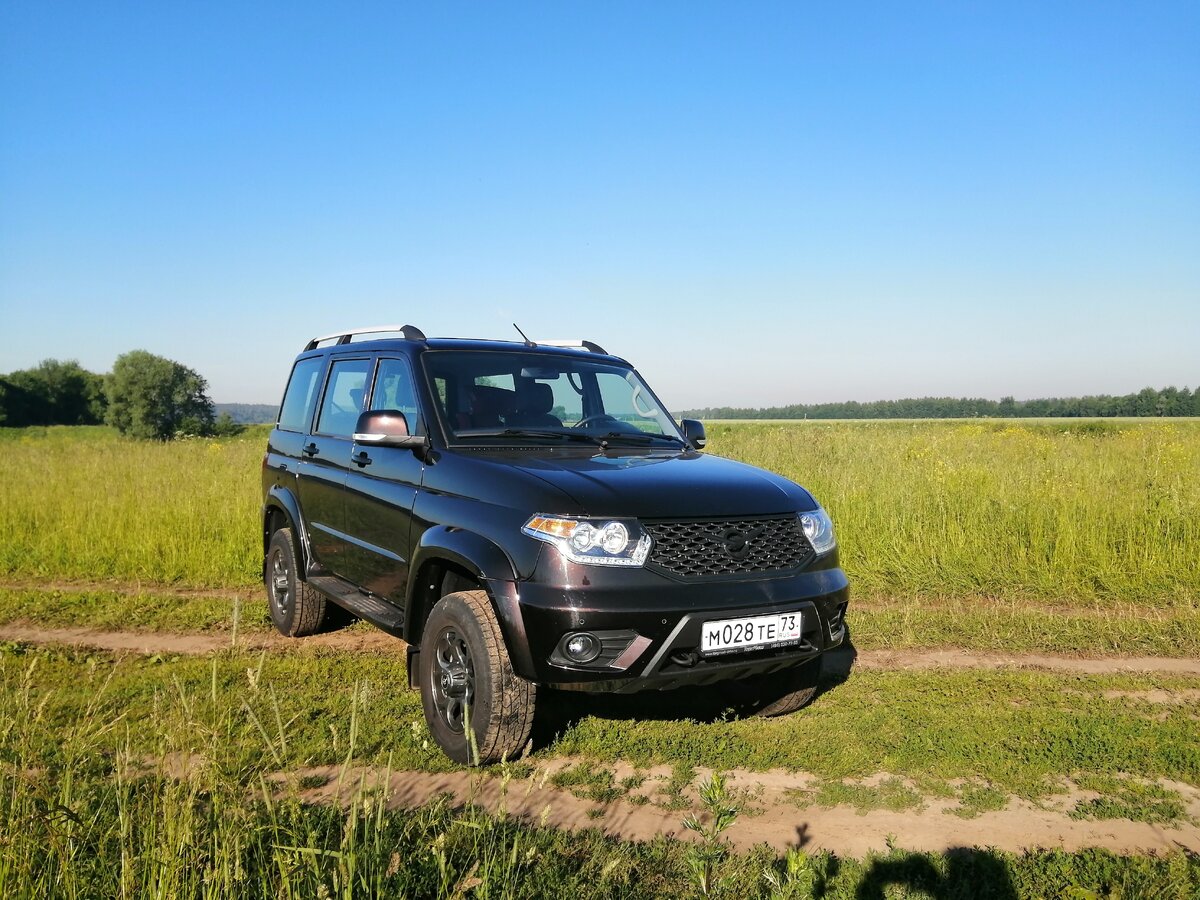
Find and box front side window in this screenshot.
[423,350,685,447]
[278,357,324,432]
[316,358,373,437]
[369,357,423,435]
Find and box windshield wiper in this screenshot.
[456,427,689,451]
[599,431,690,448]
[455,427,611,447]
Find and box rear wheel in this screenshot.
[419,590,537,765]
[265,527,330,637]
[723,655,823,717]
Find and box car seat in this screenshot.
[507,382,562,428]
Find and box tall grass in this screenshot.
[7,645,1199,803]
[2,646,1196,898]
[0,651,676,898]
[0,426,262,587]
[711,420,1200,606]
[0,421,1197,605]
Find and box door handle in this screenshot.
[351,450,372,468]
[302,443,319,457]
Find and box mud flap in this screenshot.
[407,645,420,689]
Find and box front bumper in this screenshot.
[508,549,850,692]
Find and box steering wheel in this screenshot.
[573,414,616,429]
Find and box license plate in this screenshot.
[700,611,803,656]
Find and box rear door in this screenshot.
[297,354,374,576]
[265,354,327,494]
[341,355,425,602]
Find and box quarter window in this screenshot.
[277,357,324,432]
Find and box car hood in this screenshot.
[503,450,818,518]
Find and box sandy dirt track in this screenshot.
[268,760,1200,858]
[3,622,1199,676]
[7,612,1199,857]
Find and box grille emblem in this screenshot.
[718,525,765,560]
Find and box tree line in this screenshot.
[0,352,244,439]
[680,386,1200,420]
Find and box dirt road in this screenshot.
[3,621,1198,676]
[6,611,1199,858]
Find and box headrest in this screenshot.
[517,381,554,415]
[471,385,512,417]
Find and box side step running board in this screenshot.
[307,576,406,632]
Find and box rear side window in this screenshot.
[316,358,373,437]
[277,357,324,432]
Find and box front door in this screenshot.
[342,355,424,603]
[297,355,374,577]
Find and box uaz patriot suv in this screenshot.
[262,326,850,764]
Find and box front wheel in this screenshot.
[419,590,537,765]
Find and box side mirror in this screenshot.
[354,410,427,449]
[680,418,706,450]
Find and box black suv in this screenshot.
[262,326,850,764]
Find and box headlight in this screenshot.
[523,515,652,567]
[799,507,836,555]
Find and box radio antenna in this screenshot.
[512,323,536,347]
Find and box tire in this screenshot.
[264,527,330,637]
[723,655,823,717]
[419,590,537,765]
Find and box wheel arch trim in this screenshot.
[262,485,314,576]
[406,527,536,679]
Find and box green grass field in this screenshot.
[1,422,1198,896]
[8,643,1198,794]
[710,420,1200,606]
[3,642,1198,898]
[2,421,1196,608]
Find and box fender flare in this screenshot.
[262,485,317,576]
[406,526,535,679]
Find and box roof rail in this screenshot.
[304,324,427,351]
[537,339,609,355]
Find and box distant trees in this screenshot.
[0,359,106,427]
[211,411,244,436]
[104,351,215,439]
[0,352,224,439]
[211,402,278,425]
[680,386,1200,420]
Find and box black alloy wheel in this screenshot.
[418,590,537,765]
[430,626,476,734]
[264,527,330,637]
[267,545,292,619]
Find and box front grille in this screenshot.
[643,514,815,579]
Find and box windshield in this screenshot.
[423,350,685,445]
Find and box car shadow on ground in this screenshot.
[850,848,1019,900]
[529,639,859,748]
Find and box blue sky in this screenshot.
[1,2,1197,408]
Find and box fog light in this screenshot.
[564,632,601,663]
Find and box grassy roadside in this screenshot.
[0,586,271,633]
[5,643,1197,805]
[850,598,1200,656]
[2,643,1200,897]
[4,585,1199,658]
